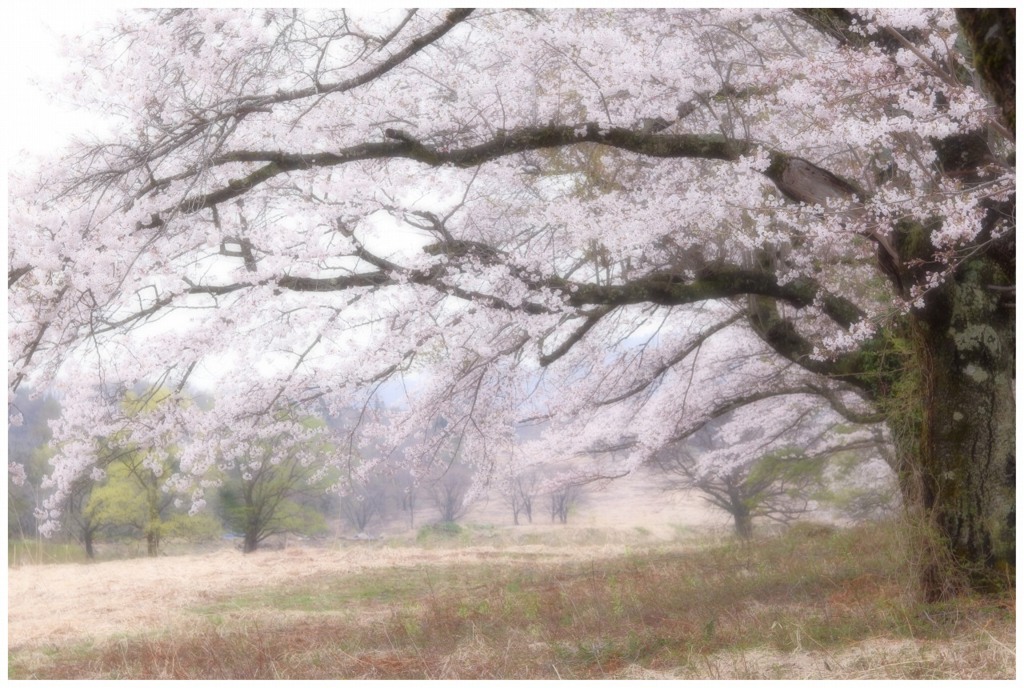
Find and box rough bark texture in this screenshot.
[913,259,1015,598]
[905,9,1015,599]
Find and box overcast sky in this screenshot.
[5,6,120,162]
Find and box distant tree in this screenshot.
[65,475,103,559]
[654,405,886,538]
[339,477,389,534]
[393,472,420,529]
[503,471,540,525]
[549,483,582,524]
[216,422,333,553]
[101,445,179,556]
[7,390,61,539]
[69,387,190,556]
[429,468,473,523]
[662,445,827,539]
[823,444,901,523]
[83,459,221,557]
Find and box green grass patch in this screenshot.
[415,521,464,543]
[193,566,444,614]
[8,540,89,566]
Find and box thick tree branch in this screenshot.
[746,295,869,391]
[803,383,886,424]
[8,266,32,288]
[181,256,862,334]
[160,125,742,216]
[792,9,920,53]
[956,9,1016,136]
[539,307,613,367]
[561,267,863,328]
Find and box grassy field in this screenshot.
[8,539,88,567]
[8,522,1015,679]
[8,537,225,567]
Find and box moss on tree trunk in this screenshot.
[887,257,1015,600]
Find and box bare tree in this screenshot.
[549,484,582,524]
[504,472,540,525]
[339,479,389,534]
[430,469,473,523]
[385,471,419,529]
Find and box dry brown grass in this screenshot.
[8,522,1015,680]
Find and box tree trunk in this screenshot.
[729,488,754,539]
[733,511,754,540]
[145,491,162,557]
[243,529,259,553]
[146,531,159,557]
[906,259,1016,600]
[885,253,1016,601]
[84,529,95,559]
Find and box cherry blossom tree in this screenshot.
[8,9,1014,600]
[653,404,890,538]
[215,420,334,553]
